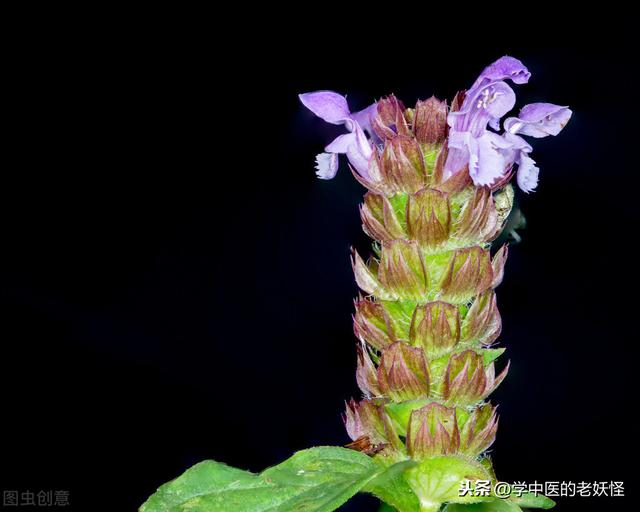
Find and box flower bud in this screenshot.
[380,136,427,193]
[350,151,388,194]
[456,187,499,242]
[372,94,410,139]
[378,240,429,299]
[406,402,460,458]
[440,247,493,303]
[459,404,498,456]
[406,188,451,247]
[443,350,508,405]
[343,398,403,453]
[360,192,405,242]
[377,342,430,401]
[410,301,460,354]
[451,90,466,112]
[414,97,448,144]
[491,245,508,288]
[351,248,396,300]
[353,299,395,350]
[461,290,502,345]
[483,359,510,399]
[356,344,381,397]
[431,144,473,193]
[343,399,367,441]
[443,350,486,404]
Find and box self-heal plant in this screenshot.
[141,56,571,512]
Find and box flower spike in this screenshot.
[297,55,570,512]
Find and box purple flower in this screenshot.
[504,104,573,192]
[447,130,516,186]
[504,103,572,138]
[444,56,530,183]
[445,56,572,192]
[299,91,376,180]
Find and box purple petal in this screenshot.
[446,131,513,186]
[314,153,339,180]
[469,132,512,186]
[444,131,471,178]
[516,154,540,192]
[324,128,373,179]
[450,56,530,136]
[464,81,517,137]
[298,91,351,125]
[346,125,373,179]
[475,56,531,86]
[505,103,572,138]
[488,118,501,131]
[351,103,378,141]
[503,132,533,154]
[482,82,517,120]
[325,132,355,154]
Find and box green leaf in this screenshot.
[364,460,420,512]
[140,446,384,512]
[510,491,556,509]
[140,460,265,512]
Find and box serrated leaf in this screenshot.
[140,446,383,512]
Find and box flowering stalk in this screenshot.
[299,56,571,512]
[140,56,570,512]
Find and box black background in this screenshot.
[1,24,633,512]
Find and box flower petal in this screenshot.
[516,154,540,193]
[443,131,471,178]
[475,56,531,86]
[325,132,355,154]
[298,91,351,124]
[481,82,517,122]
[464,81,516,137]
[351,103,378,140]
[503,132,532,153]
[314,152,339,180]
[346,125,373,179]
[505,103,572,138]
[469,132,511,187]
[325,128,373,179]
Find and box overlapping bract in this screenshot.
[352,242,505,303]
[300,55,568,511]
[328,87,515,465]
